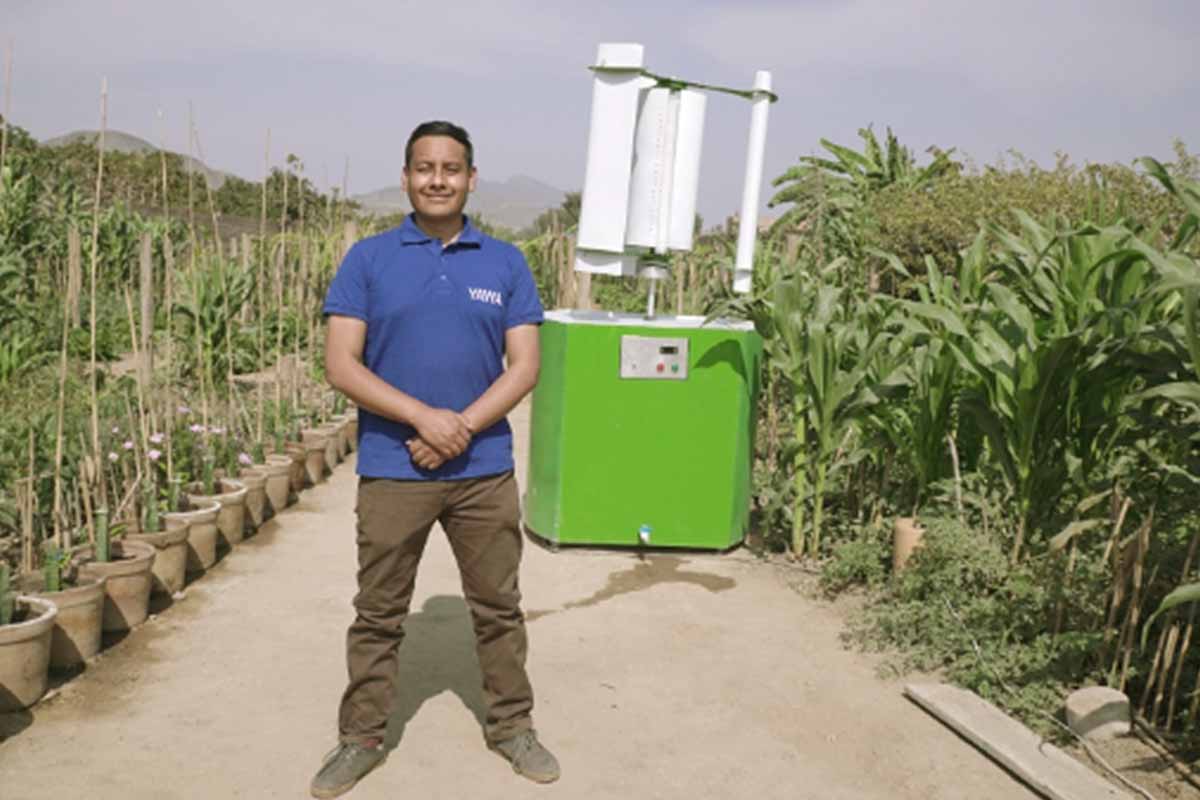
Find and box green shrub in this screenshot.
[820,524,890,593]
[847,515,1104,733]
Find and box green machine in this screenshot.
[523,45,774,550]
[524,311,762,550]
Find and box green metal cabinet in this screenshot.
[524,310,762,550]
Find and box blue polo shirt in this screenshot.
[323,214,543,480]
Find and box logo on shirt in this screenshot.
[468,287,503,307]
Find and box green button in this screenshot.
[671,364,679,373]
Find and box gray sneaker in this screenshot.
[310,741,387,799]
[491,730,561,783]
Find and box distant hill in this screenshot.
[41,129,232,189]
[354,174,568,232]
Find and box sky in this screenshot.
[3,0,1199,226]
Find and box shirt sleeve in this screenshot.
[505,245,545,329]
[323,242,369,320]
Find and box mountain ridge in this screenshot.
[41,129,233,189]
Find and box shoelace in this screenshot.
[320,743,369,772]
[506,731,535,762]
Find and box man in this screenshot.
[311,120,558,799]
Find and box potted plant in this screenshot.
[0,563,58,712]
[125,437,191,596]
[78,507,158,633]
[238,451,270,532]
[18,541,106,671]
[185,426,249,549]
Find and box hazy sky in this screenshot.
[3,0,1199,224]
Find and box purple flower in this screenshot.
[189,423,204,434]
[238,452,253,466]
[149,432,164,445]
[122,440,134,451]
[148,449,162,462]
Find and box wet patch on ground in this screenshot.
[526,556,736,621]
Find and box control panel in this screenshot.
[619,335,688,380]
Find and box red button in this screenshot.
[656,363,664,373]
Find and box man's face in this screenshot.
[402,135,477,225]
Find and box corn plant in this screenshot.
[772,259,893,556]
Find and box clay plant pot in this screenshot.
[284,442,308,493]
[330,415,351,460]
[346,413,358,452]
[0,596,57,712]
[164,498,221,575]
[127,519,190,596]
[892,517,926,573]
[187,478,248,548]
[18,574,105,671]
[262,454,293,516]
[316,423,341,468]
[300,430,328,486]
[79,540,157,633]
[238,467,268,531]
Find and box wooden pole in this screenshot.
[51,238,74,547]
[67,225,82,328]
[87,78,109,512]
[163,232,176,482]
[257,129,270,445]
[0,41,12,177]
[139,232,154,386]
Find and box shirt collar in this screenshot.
[397,214,484,248]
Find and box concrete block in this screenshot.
[1065,686,1130,741]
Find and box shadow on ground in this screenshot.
[384,595,487,750]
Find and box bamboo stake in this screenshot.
[157,109,171,220]
[67,225,81,327]
[339,156,349,228]
[163,232,176,482]
[293,239,306,412]
[22,431,35,573]
[0,41,11,177]
[276,167,288,416]
[51,239,73,548]
[139,232,154,386]
[86,77,109,512]
[186,103,196,245]
[1150,625,1180,725]
[1101,496,1134,664]
[190,119,223,257]
[1115,511,1155,691]
[675,252,684,315]
[1164,529,1200,730]
[257,129,270,445]
[124,288,150,446]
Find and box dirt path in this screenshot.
[0,401,1036,799]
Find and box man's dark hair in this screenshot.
[405,121,474,169]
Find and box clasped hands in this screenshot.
[406,407,476,470]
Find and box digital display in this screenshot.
[659,346,678,355]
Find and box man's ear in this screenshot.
[468,166,478,193]
[401,167,409,191]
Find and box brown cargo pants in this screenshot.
[338,470,534,745]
